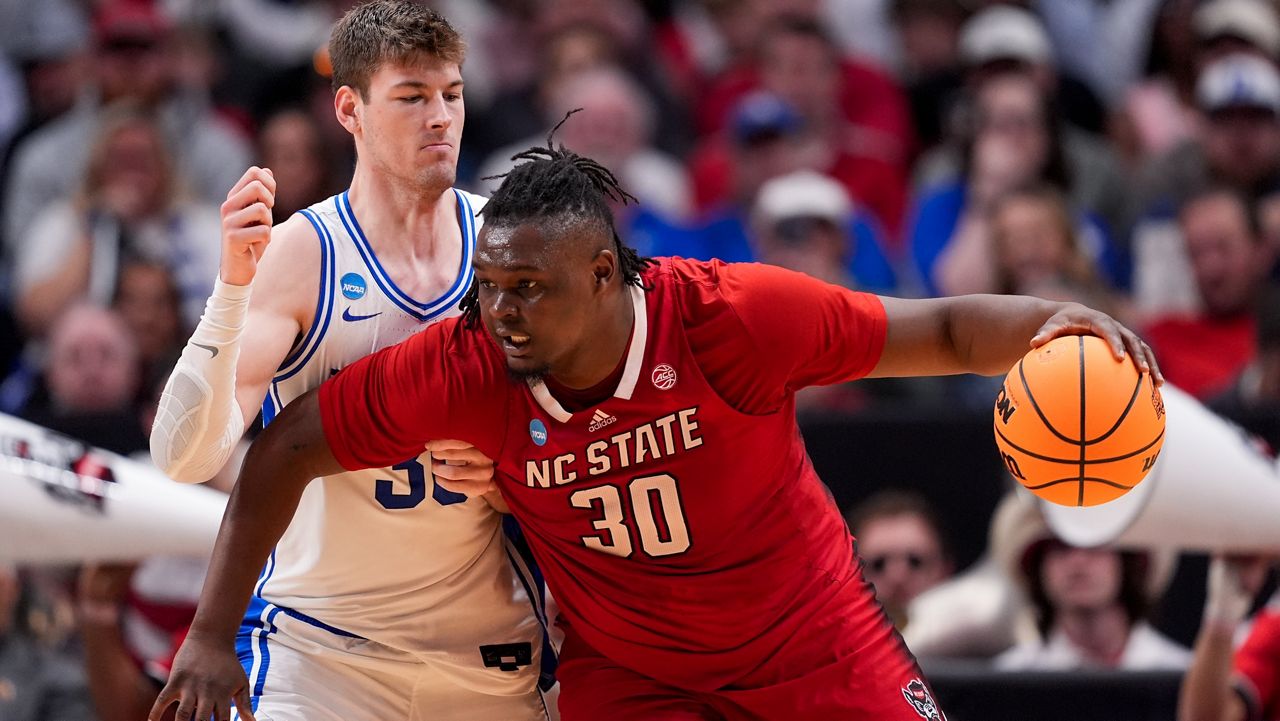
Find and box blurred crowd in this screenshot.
[4,0,1280,718]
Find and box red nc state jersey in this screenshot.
[320,258,888,691]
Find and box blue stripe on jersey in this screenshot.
[254,605,282,698]
[503,516,558,691]
[275,209,335,378]
[254,548,276,597]
[334,190,475,321]
[275,605,365,639]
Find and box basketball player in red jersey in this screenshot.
[161,137,1162,721]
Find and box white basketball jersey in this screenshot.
[252,190,549,696]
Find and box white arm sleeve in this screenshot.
[149,279,252,483]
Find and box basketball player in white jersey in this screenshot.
[146,3,550,720]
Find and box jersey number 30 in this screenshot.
[570,473,690,558]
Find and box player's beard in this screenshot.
[506,364,549,385]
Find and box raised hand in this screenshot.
[219,167,276,287]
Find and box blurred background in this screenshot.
[2,0,1280,719]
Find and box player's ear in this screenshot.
[591,249,617,290]
[334,86,361,135]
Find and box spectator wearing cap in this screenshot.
[914,5,1130,244]
[909,71,1125,298]
[2,0,251,256]
[751,170,896,291]
[692,5,914,166]
[1120,0,1280,170]
[1129,53,1280,317]
[636,152,899,296]
[1143,187,1271,399]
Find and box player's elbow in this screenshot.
[149,432,210,484]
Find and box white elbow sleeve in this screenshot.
[150,279,252,482]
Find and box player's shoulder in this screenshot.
[250,211,325,315]
[455,188,489,229]
[455,188,489,213]
[655,256,819,306]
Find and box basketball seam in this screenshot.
[1078,336,1086,506]
[1023,476,1134,491]
[1018,358,1078,445]
[995,426,1164,464]
[1084,373,1146,445]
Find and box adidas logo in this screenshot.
[588,409,617,433]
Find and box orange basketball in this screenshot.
[993,335,1166,507]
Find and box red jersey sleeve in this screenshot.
[318,318,510,471]
[1235,609,1280,718]
[672,259,887,415]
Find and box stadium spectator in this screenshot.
[910,70,1124,297]
[1118,0,1280,168]
[257,107,339,225]
[480,66,692,224]
[913,6,1129,238]
[1211,284,1280,412]
[990,183,1119,314]
[997,537,1190,671]
[19,304,146,456]
[690,15,912,237]
[2,0,250,254]
[13,106,220,337]
[886,0,970,152]
[1144,188,1270,399]
[847,490,954,630]
[1179,555,1278,721]
[1129,54,1280,316]
[0,565,95,721]
[112,261,187,395]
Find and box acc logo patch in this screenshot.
[529,419,548,447]
[340,272,367,300]
[651,364,677,390]
[901,679,943,720]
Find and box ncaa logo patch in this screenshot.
[340,272,367,300]
[901,679,942,720]
[651,364,677,390]
[529,419,548,446]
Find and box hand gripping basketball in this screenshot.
[994,335,1166,506]
[219,166,276,287]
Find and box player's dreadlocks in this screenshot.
[459,111,655,328]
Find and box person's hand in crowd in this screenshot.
[969,133,1036,211]
[1205,554,1273,631]
[220,166,276,287]
[77,563,137,627]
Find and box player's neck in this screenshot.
[347,167,456,255]
[550,286,636,391]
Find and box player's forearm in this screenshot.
[150,280,252,483]
[1179,622,1246,721]
[186,390,342,643]
[941,294,1073,376]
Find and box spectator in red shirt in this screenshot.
[1145,187,1272,398]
